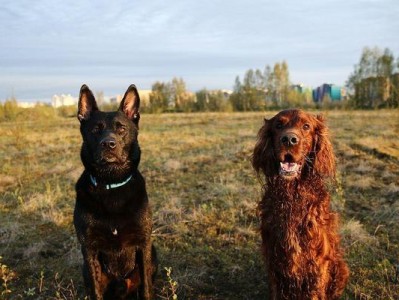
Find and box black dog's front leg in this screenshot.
[83,249,105,300]
[138,241,153,300]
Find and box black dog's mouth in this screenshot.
[92,155,130,182]
[95,153,125,165]
[97,156,118,164]
[89,147,135,182]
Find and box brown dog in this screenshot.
[74,84,157,299]
[252,109,349,299]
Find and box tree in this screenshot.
[231,69,265,111]
[231,61,296,110]
[208,90,232,112]
[242,69,255,111]
[149,81,170,113]
[230,76,244,111]
[148,78,195,112]
[347,47,397,108]
[262,61,291,107]
[195,88,208,111]
[170,77,195,112]
[264,65,274,104]
[280,61,290,106]
[347,47,394,90]
[195,89,232,112]
[273,63,282,105]
[2,97,19,121]
[95,91,105,107]
[233,75,242,93]
[377,48,395,77]
[255,69,265,90]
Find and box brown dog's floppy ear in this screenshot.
[78,84,98,122]
[252,118,276,177]
[119,84,140,127]
[313,114,336,177]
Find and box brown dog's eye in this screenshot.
[276,122,283,129]
[303,124,310,130]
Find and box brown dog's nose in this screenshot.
[100,138,116,149]
[281,133,299,146]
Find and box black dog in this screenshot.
[74,84,157,299]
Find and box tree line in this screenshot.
[144,78,233,113]
[141,60,313,113]
[141,46,399,113]
[1,46,398,122]
[347,47,399,108]
[229,61,313,111]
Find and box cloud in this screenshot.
[0,0,398,100]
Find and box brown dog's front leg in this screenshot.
[83,249,105,300]
[139,241,153,299]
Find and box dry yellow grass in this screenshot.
[0,110,398,299]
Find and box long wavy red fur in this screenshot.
[252,109,349,299]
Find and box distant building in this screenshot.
[52,94,77,107]
[291,84,305,93]
[289,84,313,104]
[312,84,346,103]
[17,102,36,108]
[291,84,313,94]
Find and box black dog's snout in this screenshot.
[101,137,116,149]
[281,133,299,146]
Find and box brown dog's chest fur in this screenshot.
[259,177,339,296]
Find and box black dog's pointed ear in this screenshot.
[78,84,98,122]
[119,84,140,127]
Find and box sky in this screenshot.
[1,0,398,102]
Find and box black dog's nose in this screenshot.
[101,138,116,149]
[281,133,299,146]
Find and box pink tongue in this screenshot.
[280,162,298,172]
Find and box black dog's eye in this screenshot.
[92,123,104,134]
[276,122,283,129]
[303,124,310,130]
[116,123,126,134]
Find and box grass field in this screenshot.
[0,110,398,299]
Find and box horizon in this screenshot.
[1,0,398,102]
[6,83,342,104]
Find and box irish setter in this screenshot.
[252,109,349,299]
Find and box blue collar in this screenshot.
[90,174,133,190]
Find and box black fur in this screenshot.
[74,84,157,299]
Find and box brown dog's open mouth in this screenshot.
[279,162,301,177]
